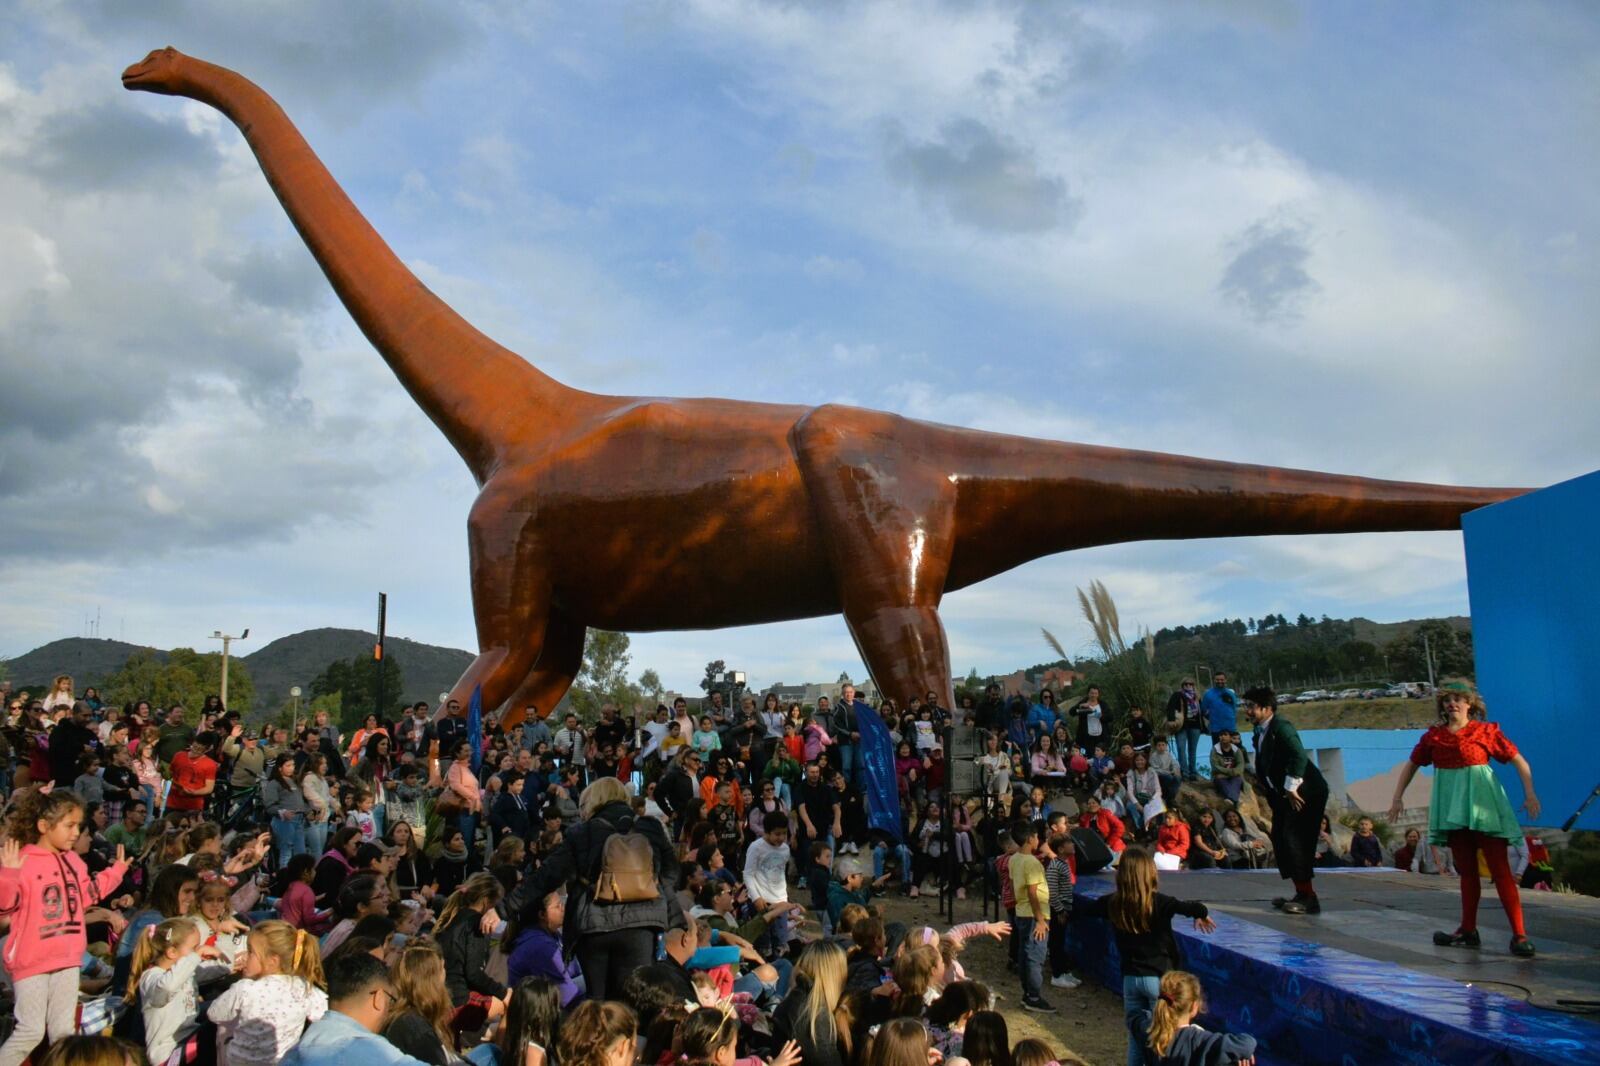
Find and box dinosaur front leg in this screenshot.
[792,405,959,709]
[438,489,554,723]
[497,609,586,732]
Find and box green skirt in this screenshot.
[1428,763,1522,846]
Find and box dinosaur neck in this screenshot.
[180,60,576,481]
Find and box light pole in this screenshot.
[290,686,302,737]
[211,628,250,710]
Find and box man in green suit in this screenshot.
[1245,686,1328,915]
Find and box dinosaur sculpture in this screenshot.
[123,48,1526,727]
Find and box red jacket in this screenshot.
[1079,809,1126,852]
[0,845,128,981]
[1157,820,1191,859]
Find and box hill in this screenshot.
[3,638,164,690]
[243,628,473,711]
[1348,615,1471,645]
[3,631,473,716]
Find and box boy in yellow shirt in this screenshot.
[1008,822,1056,1013]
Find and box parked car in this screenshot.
[1382,685,1408,698]
[1361,687,1388,699]
[1333,688,1362,700]
[1294,690,1326,702]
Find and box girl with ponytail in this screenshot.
[1140,971,1256,1065]
[206,919,329,1065]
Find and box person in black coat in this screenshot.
[1244,686,1329,915]
[506,777,682,1001]
[657,749,701,834]
[49,702,100,786]
[432,872,508,1048]
[490,774,534,844]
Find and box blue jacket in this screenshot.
[1026,703,1059,738]
[280,1010,430,1066]
[1200,686,1238,735]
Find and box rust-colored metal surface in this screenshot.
[124,49,1528,727]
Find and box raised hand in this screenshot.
[770,1041,804,1066]
[115,844,126,866]
[985,921,1011,940]
[0,840,21,869]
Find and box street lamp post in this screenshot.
[211,628,250,710]
[290,686,302,738]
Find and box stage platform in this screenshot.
[1067,867,1600,1064]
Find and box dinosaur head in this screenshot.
[121,47,191,96]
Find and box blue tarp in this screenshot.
[1068,874,1600,1066]
[467,683,484,775]
[856,700,903,842]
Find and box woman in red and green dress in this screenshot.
[1389,682,1541,957]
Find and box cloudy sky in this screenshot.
[1,1,1595,695]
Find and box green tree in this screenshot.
[638,668,664,706]
[309,655,404,733]
[100,648,255,717]
[1384,620,1474,681]
[570,630,641,718]
[700,661,727,696]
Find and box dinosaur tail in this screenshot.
[947,433,1527,587]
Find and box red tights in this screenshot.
[1447,829,1525,938]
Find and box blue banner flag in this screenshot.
[856,700,903,842]
[467,683,484,775]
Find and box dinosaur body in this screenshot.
[123,49,1526,725]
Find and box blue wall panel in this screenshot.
[1463,469,1600,831]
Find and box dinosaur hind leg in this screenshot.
[497,610,586,732]
[792,404,958,708]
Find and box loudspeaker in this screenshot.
[1071,826,1113,875]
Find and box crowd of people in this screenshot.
[0,667,1542,1066]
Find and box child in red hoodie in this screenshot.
[0,787,129,1066]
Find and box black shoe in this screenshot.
[1022,997,1059,1014]
[1510,936,1536,958]
[1281,897,1315,915]
[1272,896,1292,910]
[1433,929,1481,948]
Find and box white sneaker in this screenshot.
[1050,974,1081,989]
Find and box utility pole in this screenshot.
[211,627,250,709]
[1421,632,1437,691]
[374,593,388,722]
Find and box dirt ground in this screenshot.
[875,892,1130,1066]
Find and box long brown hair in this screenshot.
[558,1001,637,1066]
[1106,846,1158,935]
[865,1017,930,1066]
[889,944,940,1017]
[436,871,504,931]
[1147,970,1203,1056]
[385,944,455,1050]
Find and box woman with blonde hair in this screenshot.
[773,940,851,1066]
[506,772,679,1001]
[557,1001,638,1066]
[1140,970,1257,1065]
[380,942,458,1064]
[1075,847,1216,1066]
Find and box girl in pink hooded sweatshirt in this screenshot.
[0,787,129,1066]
